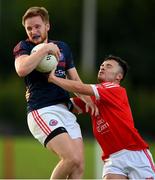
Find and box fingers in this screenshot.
[85,103,89,113]
[47,43,61,60]
[85,103,99,116]
[91,104,99,116]
[91,107,95,116]
[48,67,57,82]
[94,105,99,117]
[86,103,94,116]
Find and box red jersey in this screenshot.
[73,82,148,160]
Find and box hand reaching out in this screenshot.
[84,97,99,116]
[76,94,99,116]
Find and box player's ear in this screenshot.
[46,23,50,31]
[116,73,123,81]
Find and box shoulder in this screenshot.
[49,40,68,45]
[92,82,126,102]
[49,40,71,50]
[95,82,121,91]
[13,40,25,51]
[101,82,120,88]
[13,39,34,57]
[13,39,33,52]
[94,82,123,97]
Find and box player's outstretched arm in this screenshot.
[48,69,94,96]
[66,68,99,116]
[48,68,99,116]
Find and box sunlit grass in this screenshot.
[0,136,95,179]
[0,136,154,179]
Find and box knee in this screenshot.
[69,154,84,173]
[63,154,83,169]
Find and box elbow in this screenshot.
[16,68,28,77]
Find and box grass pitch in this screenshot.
[0,136,95,179]
[0,136,154,179]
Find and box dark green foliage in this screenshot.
[0,0,155,135]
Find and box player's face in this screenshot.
[98,60,123,83]
[24,16,50,44]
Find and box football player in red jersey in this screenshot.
[48,55,155,179]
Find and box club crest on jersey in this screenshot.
[49,119,58,126]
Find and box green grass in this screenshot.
[0,136,95,179]
[0,136,155,179]
[149,142,155,159]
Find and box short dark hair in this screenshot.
[22,6,49,26]
[104,55,129,80]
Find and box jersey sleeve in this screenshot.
[13,40,30,59]
[91,82,123,104]
[62,42,75,70]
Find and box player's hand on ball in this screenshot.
[48,67,57,82]
[47,42,61,60]
[31,43,59,73]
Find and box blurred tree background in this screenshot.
[0,0,155,139]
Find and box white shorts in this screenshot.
[102,149,155,179]
[27,104,82,146]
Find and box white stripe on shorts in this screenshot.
[143,149,155,173]
[32,110,51,135]
[28,104,82,145]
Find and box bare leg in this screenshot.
[68,138,84,178]
[104,173,128,179]
[46,133,84,179]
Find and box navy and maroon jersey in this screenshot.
[72,82,148,160]
[13,39,74,112]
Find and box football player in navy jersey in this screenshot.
[13,6,97,179]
